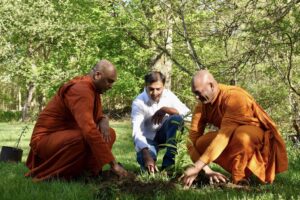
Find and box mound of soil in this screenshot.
[94,170,251,199]
[95,170,177,199]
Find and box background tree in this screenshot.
[0,0,299,135]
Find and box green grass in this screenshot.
[0,121,300,200]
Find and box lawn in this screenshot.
[0,121,299,200]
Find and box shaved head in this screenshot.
[192,70,219,104]
[93,59,116,75]
[90,59,117,94]
[192,70,217,87]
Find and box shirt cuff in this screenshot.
[135,140,149,152]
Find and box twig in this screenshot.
[15,125,29,149]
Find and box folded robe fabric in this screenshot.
[26,75,115,181]
[188,84,288,183]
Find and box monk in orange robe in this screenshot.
[25,60,128,181]
[181,70,288,188]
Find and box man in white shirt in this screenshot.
[131,71,190,173]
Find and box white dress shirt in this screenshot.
[131,88,190,152]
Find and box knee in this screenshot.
[232,126,264,150]
[68,135,86,151]
[168,115,183,125]
[169,115,183,122]
[232,128,252,148]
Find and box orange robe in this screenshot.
[188,84,288,183]
[26,75,115,181]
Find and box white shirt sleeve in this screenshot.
[131,99,149,152]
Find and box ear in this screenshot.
[94,71,102,80]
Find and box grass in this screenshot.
[0,121,300,200]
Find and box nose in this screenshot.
[153,89,159,96]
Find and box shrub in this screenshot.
[0,110,22,122]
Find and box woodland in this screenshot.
[0,0,299,136]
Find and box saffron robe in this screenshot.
[188,84,288,183]
[26,75,115,181]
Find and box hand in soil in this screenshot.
[111,162,128,178]
[205,169,228,185]
[145,158,158,173]
[142,149,158,173]
[179,166,200,189]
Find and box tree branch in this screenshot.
[178,1,204,69]
[286,33,300,96]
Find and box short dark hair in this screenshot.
[144,71,166,85]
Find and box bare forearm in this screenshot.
[203,165,213,173]
[194,159,206,172]
[161,107,179,115]
[142,147,151,158]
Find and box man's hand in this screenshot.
[180,159,206,189]
[152,108,166,125]
[204,167,228,185]
[180,165,201,189]
[152,107,179,125]
[110,161,128,178]
[142,148,158,173]
[97,116,111,143]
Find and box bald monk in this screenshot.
[181,70,288,188]
[25,60,128,181]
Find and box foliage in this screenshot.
[0,0,299,132]
[0,110,22,122]
[0,0,150,120]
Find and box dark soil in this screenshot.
[94,171,177,199]
[94,170,251,199]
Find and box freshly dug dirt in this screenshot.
[94,170,251,199]
[95,171,177,199]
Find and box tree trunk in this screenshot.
[152,13,173,89]
[289,91,300,136]
[230,66,238,85]
[37,92,45,113]
[286,36,300,136]
[152,54,172,89]
[1,88,5,110]
[22,82,36,122]
[18,87,22,111]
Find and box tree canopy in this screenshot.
[0,0,299,134]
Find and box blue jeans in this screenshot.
[136,115,184,170]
